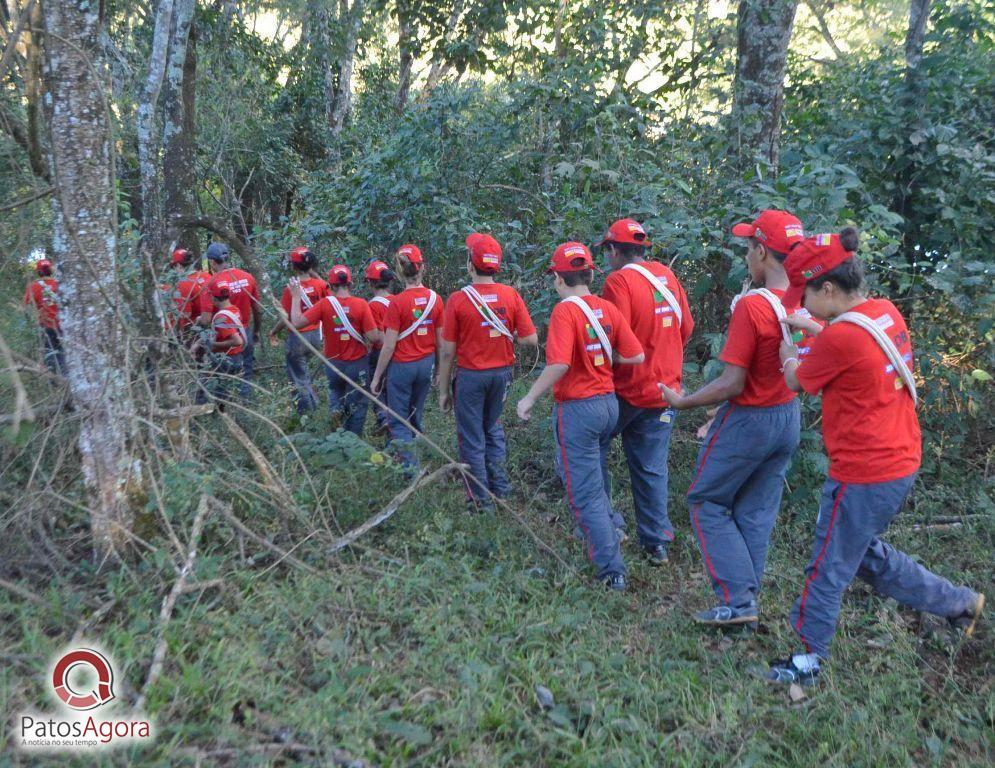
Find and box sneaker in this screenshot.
[616,528,629,544]
[948,592,985,637]
[600,573,627,592]
[763,657,821,686]
[643,544,669,566]
[695,603,758,625]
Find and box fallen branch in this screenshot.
[0,328,35,433]
[221,412,300,517]
[0,185,54,212]
[329,463,465,553]
[211,496,318,575]
[135,494,209,712]
[0,577,45,605]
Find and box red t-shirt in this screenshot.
[281,278,328,333]
[442,283,537,370]
[199,268,259,326]
[545,295,643,403]
[24,278,59,330]
[212,307,245,356]
[174,270,210,329]
[602,261,693,406]
[796,298,921,483]
[384,287,444,363]
[369,295,392,350]
[720,289,798,407]
[303,295,376,361]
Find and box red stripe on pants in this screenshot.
[691,502,731,604]
[688,405,735,493]
[795,483,848,651]
[557,403,594,562]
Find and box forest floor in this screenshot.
[1,358,992,767]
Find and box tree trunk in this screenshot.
[394,0,414,113]
[424,0,464,92]
[731,0,799,171]
[43,0,140,560]
[904,0,931,73]
[161,0,198,253]
[137,0,177,265]
[24,0,49,181]
[329,0,364,134]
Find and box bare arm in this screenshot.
[779,340,803,392]
[616,351,645,365]
[371,329,398,393]
[659,363,747,410]
[516,332,539,347]
[516,363,569,421]
[437,338,457,412]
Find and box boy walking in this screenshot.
[516,243,644,591]
[193,281,246,405]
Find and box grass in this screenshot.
[1,363,992,767]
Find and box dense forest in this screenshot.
[1,0,992,765]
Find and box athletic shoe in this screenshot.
[763,657,821,686]
[616,528,629,544]
[949,592,985,637]
[694,603,758,625]
[600,573,627,592]
[643,544,669,566]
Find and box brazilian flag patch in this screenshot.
[586,324,596,340]
[653,290,663,303]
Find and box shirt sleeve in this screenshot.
[611,306,644,359]
[384,298,402,332]
[601,273,631,324]
[302,301,325,326]
[796,328,848,395]
[719,299,758,368]
[514,292,537,338]
[198,280,215,316]
[431,293,444,331]
[441,293,460,342]
[545,304,574,367]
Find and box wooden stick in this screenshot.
[211,496,318,575]
[329,463,464,553]
[221,412,299,517]
[0,577,45,605]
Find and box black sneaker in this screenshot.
[948,592,985,637]
[643,544,669,566]
[695,603,758,625]
[763,657,821,686]
[600,573,627,592]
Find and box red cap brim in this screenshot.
[783,283,806,310]
[731,223,756,238]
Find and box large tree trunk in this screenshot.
[394,0,414,113]
[329,0,364,134]
[731,0,799,171]
[43,0,140,559]
[161,0,198,252]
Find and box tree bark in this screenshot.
[43,0,141,559]
[329,0,364,134]
[731,0,799,171]
[904,0,931,73]
[394,0,414,113]
[161,0,198,253]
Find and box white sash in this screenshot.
[563,296,612,364]
[621,263,682,327]
[461,285,513,340]
[370,296,391,308]
[297,280,323,340]
[745,288,794,346]
[214,308,246,347]
[326,295,368,347]
[833,311,918,405]
[397,290,439,341]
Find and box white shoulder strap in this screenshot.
[461,285,513,340]
[326,295,368,347]
[563,296,612,363]
[747,288,794,346]
[214,308,246,342]
[833,311,917,405]
[370,296,391,307]
[621,263,682,326]
[397,290,439,341]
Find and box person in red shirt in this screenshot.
[599,218,694,564]
[438,233,538,510]
[267,247,328,414]
[290,264,379,434]
[370,245,443,466]
[516,243,644,591]
[762,228,983,686]
[197,242,261,400]
[365,259,396,434]
[163,248,210,333]
[660,209,806,626]
[23,258,64,375]
[192,281,246,406]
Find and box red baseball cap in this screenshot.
[596,218,651,247]
[782,232,856,307]
[466,233,503,273]
[731,210,804,255]
[35,258,53,275]
[289,246,312,265]
[210,280,231,300]
[547,242,597,273]
[396,244,423,264]
[365,260,391,281]
[171,248,191,265]
[328,264,352,285]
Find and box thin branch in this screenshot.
[210,496,318,575]
[0,185,53,212]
